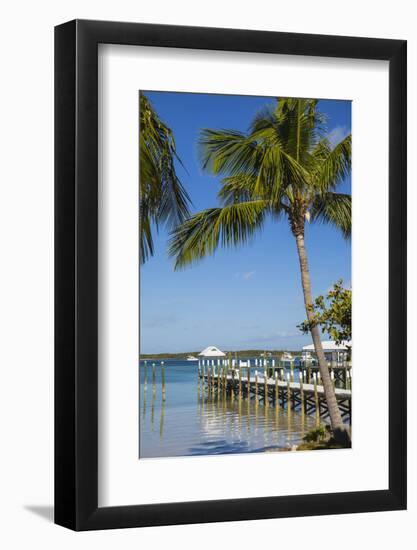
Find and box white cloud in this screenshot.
[327,125,349,147]
[235,270,256,280]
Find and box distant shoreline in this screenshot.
[140,349,302,360]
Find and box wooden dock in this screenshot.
[199,369,351,421]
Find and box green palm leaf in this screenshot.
[310,192,351,238]
[199,129,262,176]
[140,93,191,263]
[218,174,258,204]
[169,200,269,269]
[316,134,351,192]
[200,126,310,203]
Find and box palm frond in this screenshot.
[251,137,310,200]
[273,98,327,162]
[200,124,310,204]
[139,93,191,263]
[218,174,258,204]
[169,200,269,269]
[198,129,262,176]
[316,134,351,192]
[250,104,278,134]
[140,207,155,263]
[310,192,351,239]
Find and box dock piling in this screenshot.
[275,371,279,408]
[264,370,268,407]
[161,361,166,401]
[299,370,304,412]
[313,372,319,424]
[286,372,291,411]
[152,363,156,396]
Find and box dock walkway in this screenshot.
[200,370,351,421]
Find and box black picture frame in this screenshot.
[55,19,407,531]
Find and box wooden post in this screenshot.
[231,369,235,402]
[290,361,294,383]
[275,371,279,409]
[255,370,258,400]
[247,366,251,399]
[238,367,242,399]
[299,370,304,413]
[161,361,166,402]
[144,361,148,391]
[307,364,311,384]
[313,372,319,422]
[264,370,268,407]
[286,372,291,411]
[152,363,156,395]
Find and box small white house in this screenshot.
[198,346,226,358]
[302,340,351,365]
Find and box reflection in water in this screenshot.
[139,362,322,459]
[151,391,155,432]
[159,399,165,439]
[142,387,147,419]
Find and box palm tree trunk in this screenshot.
[294,232,350,445]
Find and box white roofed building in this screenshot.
[198,346,226,357]
[302,341,351,365]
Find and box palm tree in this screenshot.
[139,93,191,263]
[169,98,351,443]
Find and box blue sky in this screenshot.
[140,92,351,354]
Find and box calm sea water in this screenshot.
[139,360,320,458]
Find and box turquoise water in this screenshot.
[139,360,320,458]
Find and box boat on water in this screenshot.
[186,355,198,361]
[281,352,294,362]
